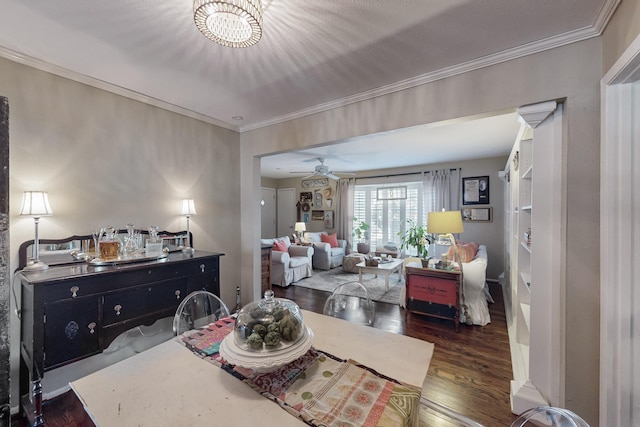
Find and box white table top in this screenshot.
[356,258,403,270]
[71,310,434,427]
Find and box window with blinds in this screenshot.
[352,182,424,254]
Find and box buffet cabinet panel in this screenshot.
[19,250,223,426]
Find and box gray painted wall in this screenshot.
[242,37,602,423]
[0,57,241,412]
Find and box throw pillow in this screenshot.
[273,240,288,252]
[321,233,339,248]
[448,242,479,263]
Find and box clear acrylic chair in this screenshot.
[419,397,486,426]
[510,406,590,427]
[173,290,230,336]
[323,281,375,326]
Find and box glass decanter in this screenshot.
[123,223,139,256]
[99,226,121,260]
[145,225,163,256]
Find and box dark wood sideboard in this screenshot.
[18,250,223,426]
[405,266,461,331]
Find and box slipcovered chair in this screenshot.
[303,231,347,270]
[260,236,314,287]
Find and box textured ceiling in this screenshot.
[0,0,616,176]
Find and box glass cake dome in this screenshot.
[233,290,306,352]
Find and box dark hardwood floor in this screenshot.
[12,282,517,426]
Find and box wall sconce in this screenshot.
[180,199,196,252]
[20,191,53,271]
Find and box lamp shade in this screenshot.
[427,210,464,234]
[181,199,197,216]
[294,222,306,232]
[19,191,53,217]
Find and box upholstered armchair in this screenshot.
[260,236,314,287]
[303,231,347,270]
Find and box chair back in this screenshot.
[510,406,590,427]
[173,290,230,336]
[323,281,375,326]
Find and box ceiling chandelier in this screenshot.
[194,0,263,48]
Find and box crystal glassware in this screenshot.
[99,226,120,260]
[123,223,139,256]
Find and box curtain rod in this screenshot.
[353,168,459,180]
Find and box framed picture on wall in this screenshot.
[324,211,334,229]
[311,210,324,221]
[461,207,493,222]
[462,176,490,205]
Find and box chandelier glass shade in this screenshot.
[194,0,263,48]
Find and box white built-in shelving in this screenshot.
[503,100,563,414]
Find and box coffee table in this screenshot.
[356,258,404,291]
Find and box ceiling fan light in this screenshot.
[194,0,263,48]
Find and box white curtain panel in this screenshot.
[337,178,355,251]
[422,169,461,213]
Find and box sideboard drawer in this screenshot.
[103,279,187,326]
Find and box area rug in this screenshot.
[293,267,404,305]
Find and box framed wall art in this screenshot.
[302,177,329,188]
[461,207,493,223]
[462,176,490,205]
[324,210,334,229]
[311,210,324,221]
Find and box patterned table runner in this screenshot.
[179,318,421,427]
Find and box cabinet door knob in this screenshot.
[88,322,96,334]
[70,286,79,298]
[200,264,205,273]
[175,290,181,299]
[114,304,122,316]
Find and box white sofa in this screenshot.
[303,231,347,270]
[459,245,492,326]
[260,236,314,287]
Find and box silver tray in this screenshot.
[72,250,169,266]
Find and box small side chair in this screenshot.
[323,281,375,326]
[173,290,230,336]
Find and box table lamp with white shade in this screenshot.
[427,210,464,265]
[180,199,196,252]
[20,191,53,271]
[294,222,306,242]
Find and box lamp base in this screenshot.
[180,246,195,255]
[23,260,49,271]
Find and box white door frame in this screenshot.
[600,33,640,427]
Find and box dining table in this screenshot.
[70,310,435,426]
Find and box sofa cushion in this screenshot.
[273,240,288,252]
[321,233,339,248]
[448,242,479,263]
[304,231,324,243]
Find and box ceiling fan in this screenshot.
[290,158,355,180]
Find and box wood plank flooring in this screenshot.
[12,282,517,426]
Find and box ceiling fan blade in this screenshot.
[302,173,318,180]
[326,173,340,180]
[289,171,313,174]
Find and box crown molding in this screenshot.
[0,46,239,133]
[241,23,607,132]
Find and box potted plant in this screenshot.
[398,219,432,266]
[352,217,370,254]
